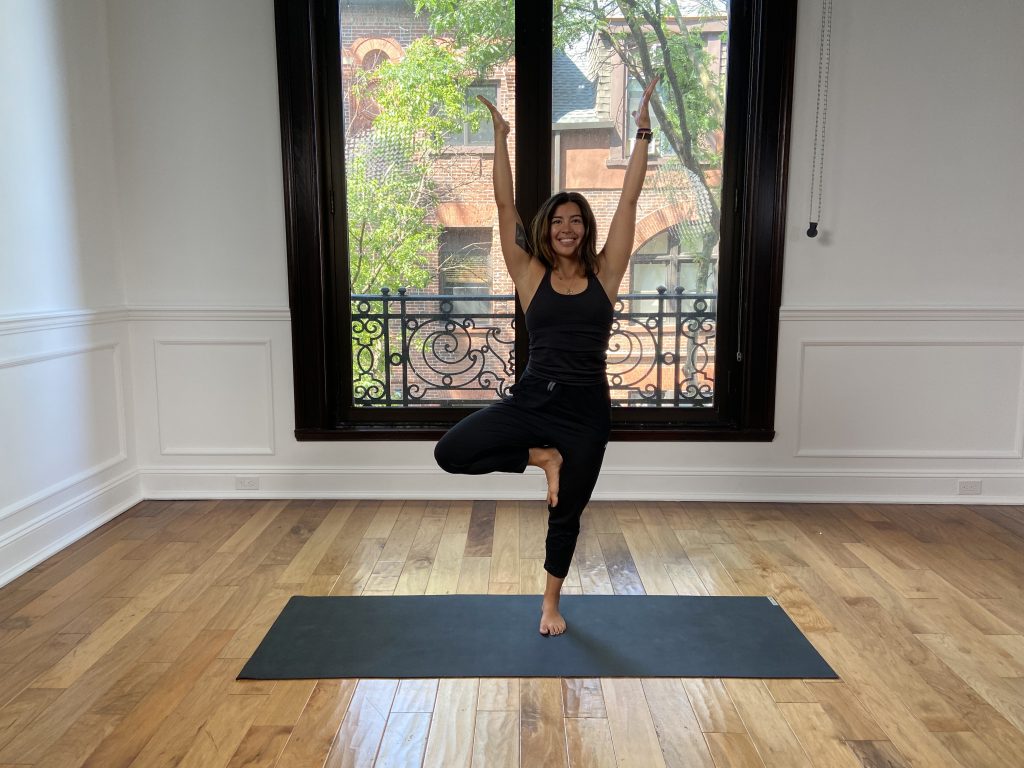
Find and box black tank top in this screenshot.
[524,267,614,385]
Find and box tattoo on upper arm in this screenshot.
[515,222,528,251]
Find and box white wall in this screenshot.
[0,0,140,584]
[3,0,1023,585]
[120,0,1024,504]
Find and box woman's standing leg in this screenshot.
[539,435,608,635]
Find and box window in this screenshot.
[446,84,498,147]
[275,0,797,439]
[625,75,668,157]
[438,228,493,316]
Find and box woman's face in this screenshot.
[548,202,586,259]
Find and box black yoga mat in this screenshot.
[238,595,836,679]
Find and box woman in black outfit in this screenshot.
[434,77,659,635]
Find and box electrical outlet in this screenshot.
[235,475,260,491]
[957,479,982,495]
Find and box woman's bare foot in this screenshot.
[528,447,563,507]
[540,599,566,636]
[539,572,567,636]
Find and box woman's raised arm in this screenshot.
[601,75,660,288]
[478,96,533,285]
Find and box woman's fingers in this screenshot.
[477,94,509,134]
[635,73,660,127]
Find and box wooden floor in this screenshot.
[1,500,1024,768]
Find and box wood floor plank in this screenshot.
[217,500,288,555]
[933,730,1005,768]
[723,680,811,767]
[76,629,234,768]
[422,678,478,768]
[391,679,438,713]
[312,503,376,578]
[471,710,519,768]
[601,678,667,768]
[393,511,446,595]
[763,680,813,703]
[562,678,606,719]
[478,679,519,711]
[425,530,467,594]
[809,632,965,767]
[330,539,385,596]
[278,504,354,585]
[0,611,178,764]
[489,501,521,586]
[519,500,549,559]
[565,718,617,768]
[465,500,496,557]
[325,679,398,767]
[456,556,491,594]
[378,502,426,563]
[33,711,119,768]
[33,572,187,689]
[223,724,291,768]
[176,692,266,768]
[777,702,862,768]
[275,679,357,768]
[0,688,63,752]
[642,678,715,768]
[804,681,888,741]
[359,499,397,539]
[375,711,431,768]
[252,680,316,727]
[521,678,568,768]
[682,679,747,734]
[598,533,645,595]
[844,739,912,768]
[576,527,614,595]
[619,519,677,595]
[704,732,767,768]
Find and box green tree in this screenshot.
[416,0,726,293]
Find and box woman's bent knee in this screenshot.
[433,438,461,474]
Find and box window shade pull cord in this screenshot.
[808,0,832,238]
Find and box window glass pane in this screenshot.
[554,1,727,408]
[340,1,515,406]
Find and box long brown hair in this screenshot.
[529,191,600,274]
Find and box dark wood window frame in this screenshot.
[274,0,797,441]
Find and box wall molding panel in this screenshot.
[0,342,129,523]
[794,339,1024,459]
[0,315,137,588]
[153,338,275,455]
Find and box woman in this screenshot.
[434,76,659,635]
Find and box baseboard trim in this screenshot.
[0,470,142,588]
[138,466,1024,505]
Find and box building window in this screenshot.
[447,84,498,147]
[629,230,717,314]
[625,74,668,157]
[438,228,493,315]
[275,0,797,439]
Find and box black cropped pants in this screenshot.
[434,372,611,579]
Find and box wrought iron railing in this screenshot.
[351,286,716,407]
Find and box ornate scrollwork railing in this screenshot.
[350,286,715,407]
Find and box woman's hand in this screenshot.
[632,74,660,130]
[477,95,510,138]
